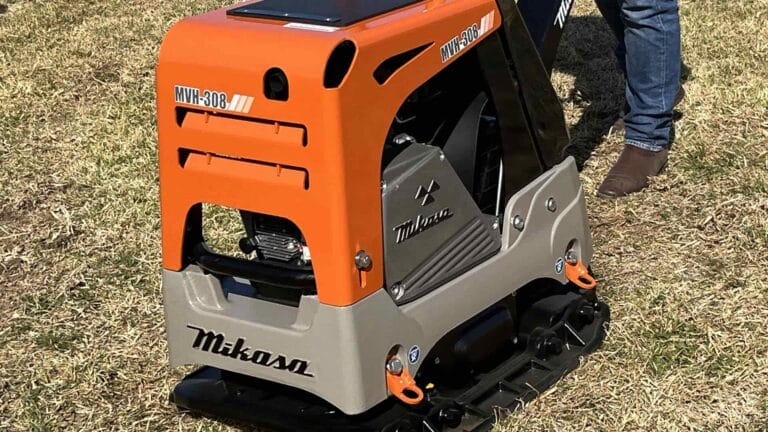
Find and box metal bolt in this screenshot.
[546,197,557,212]
[565,250,578,265]
[512,215,525,231]
[381,181,388,192]
[354,250,372,271]
[492,219,500,230]
[439,152,446,162]
[390,282,405,300]
[393,133,416,146]
[386,357,404,375]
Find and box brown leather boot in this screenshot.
[609,86,686,135]
[597,145,668,198]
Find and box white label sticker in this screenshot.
[555,257,565,274]
[440,11,495,63]
[284,22,339,32]
[408,345,421,364]
[555,0,574,28]
[174,85,255,114]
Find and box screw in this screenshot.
[439,407,464,429]
[386,357,404,375]
[354,250,372,271]
[390,282,405,300]
[492,219,500,230]
[439,152,446,162]
[512,215,525,231]
[393,133,415,146]
[546,197,557,212]
[565,250,578,265]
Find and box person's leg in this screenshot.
[594,0,627,75]
[597,0,682,198]
[621,0,681,152]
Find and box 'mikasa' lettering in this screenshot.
[187,325,314,377]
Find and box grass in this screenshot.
[0,0,766,431]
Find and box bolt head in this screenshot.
[512,215,525,231]
[565,250,578,265]
[354,250,372,271]
[393,133,415,146]
[386,357,404,375]
[546,197,557,212]
[390,282,405,300]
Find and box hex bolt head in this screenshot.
[439,407,464,428]
[390,282,405,300]
[565,250,579,265]
[354,250,372,271]
[386,357,404,376]
[512,215,525,231]
[393,133,415,146]
[546,197,557,212]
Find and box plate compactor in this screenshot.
[156,0,609,430]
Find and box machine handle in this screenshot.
[191,243,316,290]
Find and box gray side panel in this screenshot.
[381,144,500,304]
[163,157,592,416]
[163,271,425,416]
[403,157,592,344]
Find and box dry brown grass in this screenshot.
[1,0,766,431]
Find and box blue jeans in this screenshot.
[595,0,681,151]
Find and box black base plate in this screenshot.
[171,291,609,432]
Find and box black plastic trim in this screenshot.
[192,243,316,291]
[373,43,432,85]
[170,284,610,431]
[324,40,357,89]
[227,0,422,28]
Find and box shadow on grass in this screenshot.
[554,16,692,170]
[553,16,626,170]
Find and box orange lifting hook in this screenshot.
[385,358,424,405]
[565,252,597,290]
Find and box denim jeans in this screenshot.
[594,0,681,151]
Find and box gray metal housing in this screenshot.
[381,144,501,304]
[162,156,592,416]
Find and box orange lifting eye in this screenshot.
[385,358,424,405]
[565,258,597,290]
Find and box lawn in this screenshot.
[1,0,766,431]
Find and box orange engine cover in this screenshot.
[156,0,501,307]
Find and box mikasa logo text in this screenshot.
[393,208,454,243]
[187,325,314,377]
